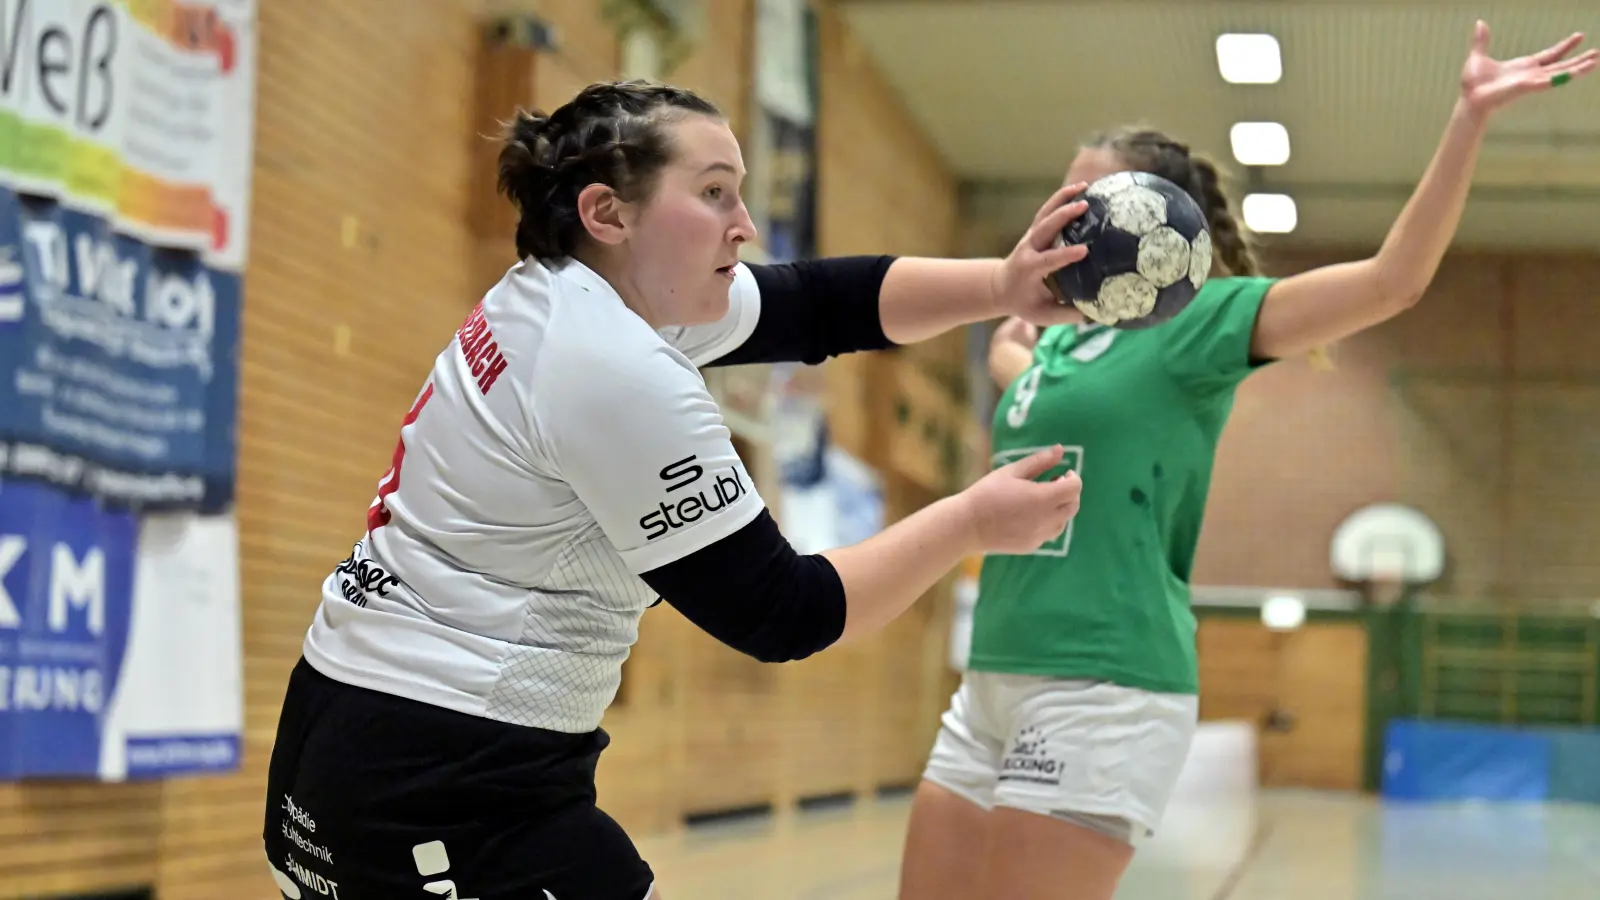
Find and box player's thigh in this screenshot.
[899,674,1008,900]
[897,779,992,900]
[981,806,1135,900]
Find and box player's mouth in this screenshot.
[715,264,736,281]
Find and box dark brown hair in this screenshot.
[1081,126,1260,278]
[496,80,722,260]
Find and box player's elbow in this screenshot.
[734,554,847,662]
[663,570,845,664]
[638,511,847,664]
[1368,257,1430,313]
[742,638,822,665]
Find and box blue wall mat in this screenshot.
[1549,728,1600,804]
[1382,719,1552,802]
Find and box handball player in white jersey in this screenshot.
[263,80,1094,900]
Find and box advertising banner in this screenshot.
[0,0,253,780]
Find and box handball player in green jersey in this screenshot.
[898,22,1595,900]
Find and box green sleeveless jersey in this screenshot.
[967,276,1277,695]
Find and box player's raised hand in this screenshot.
[990,184,1091,327]
[1460,21,1597,117]
[959,445,1082,555]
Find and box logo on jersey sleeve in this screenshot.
[638,454,749,541]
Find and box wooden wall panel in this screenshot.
[814,0,961,459]
[1197,618,1369,791]
[671,0,756,143]
[1265,622,1368,790]
[0,782,161,899]
[1197,618,1279,725]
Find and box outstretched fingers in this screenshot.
[1027,183,1088,247]
[1550,48,1599,77]
[1531,31,1585,66]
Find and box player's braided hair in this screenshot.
[1083,127,1262,278]
[497,80,722,260]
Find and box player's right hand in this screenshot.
[960,445,1082,555]
[990,184,1091,328]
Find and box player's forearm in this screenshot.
[823,494,978,642]
[1370,99,1489,305]
[878,258,1004,345]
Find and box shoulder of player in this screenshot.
[1194,274,1278,302]
[1150,275,1278,331]
[536,315,705,415]
[479,260,689,388]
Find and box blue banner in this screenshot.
[0,478,139,779]
[0,187,240,512]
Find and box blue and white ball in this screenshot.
[1050,172,1213,329]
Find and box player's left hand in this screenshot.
[991,183,1092,326]
[1460,21,1597,118]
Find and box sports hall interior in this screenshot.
[3,1,1599,899]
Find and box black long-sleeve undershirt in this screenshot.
[704,255,899,368]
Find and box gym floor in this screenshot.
[637,790,1600,899]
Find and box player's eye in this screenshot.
[704,185,723,200]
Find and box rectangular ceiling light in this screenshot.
[1216,33,1282,84]
[1230,122,1291,166]
[1242,193,1297,233]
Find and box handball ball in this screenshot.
[1049,171,1213,329]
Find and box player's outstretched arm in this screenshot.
[1248,22,1596,361]
[824,446,1079,642]
[878,183,1095,343]
[872,195,1085,346]
[637,447,1080,661]
[699,186,1092,369]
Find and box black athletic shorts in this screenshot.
[263,657,655,900]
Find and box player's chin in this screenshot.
[689,285,732,325]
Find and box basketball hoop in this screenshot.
[1330,503,1445,607]
[1365,547,1410,607]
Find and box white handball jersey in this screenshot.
[302,257,766,732]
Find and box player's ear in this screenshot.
[577,183,630,246]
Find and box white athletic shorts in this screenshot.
[921,671,1199,844]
